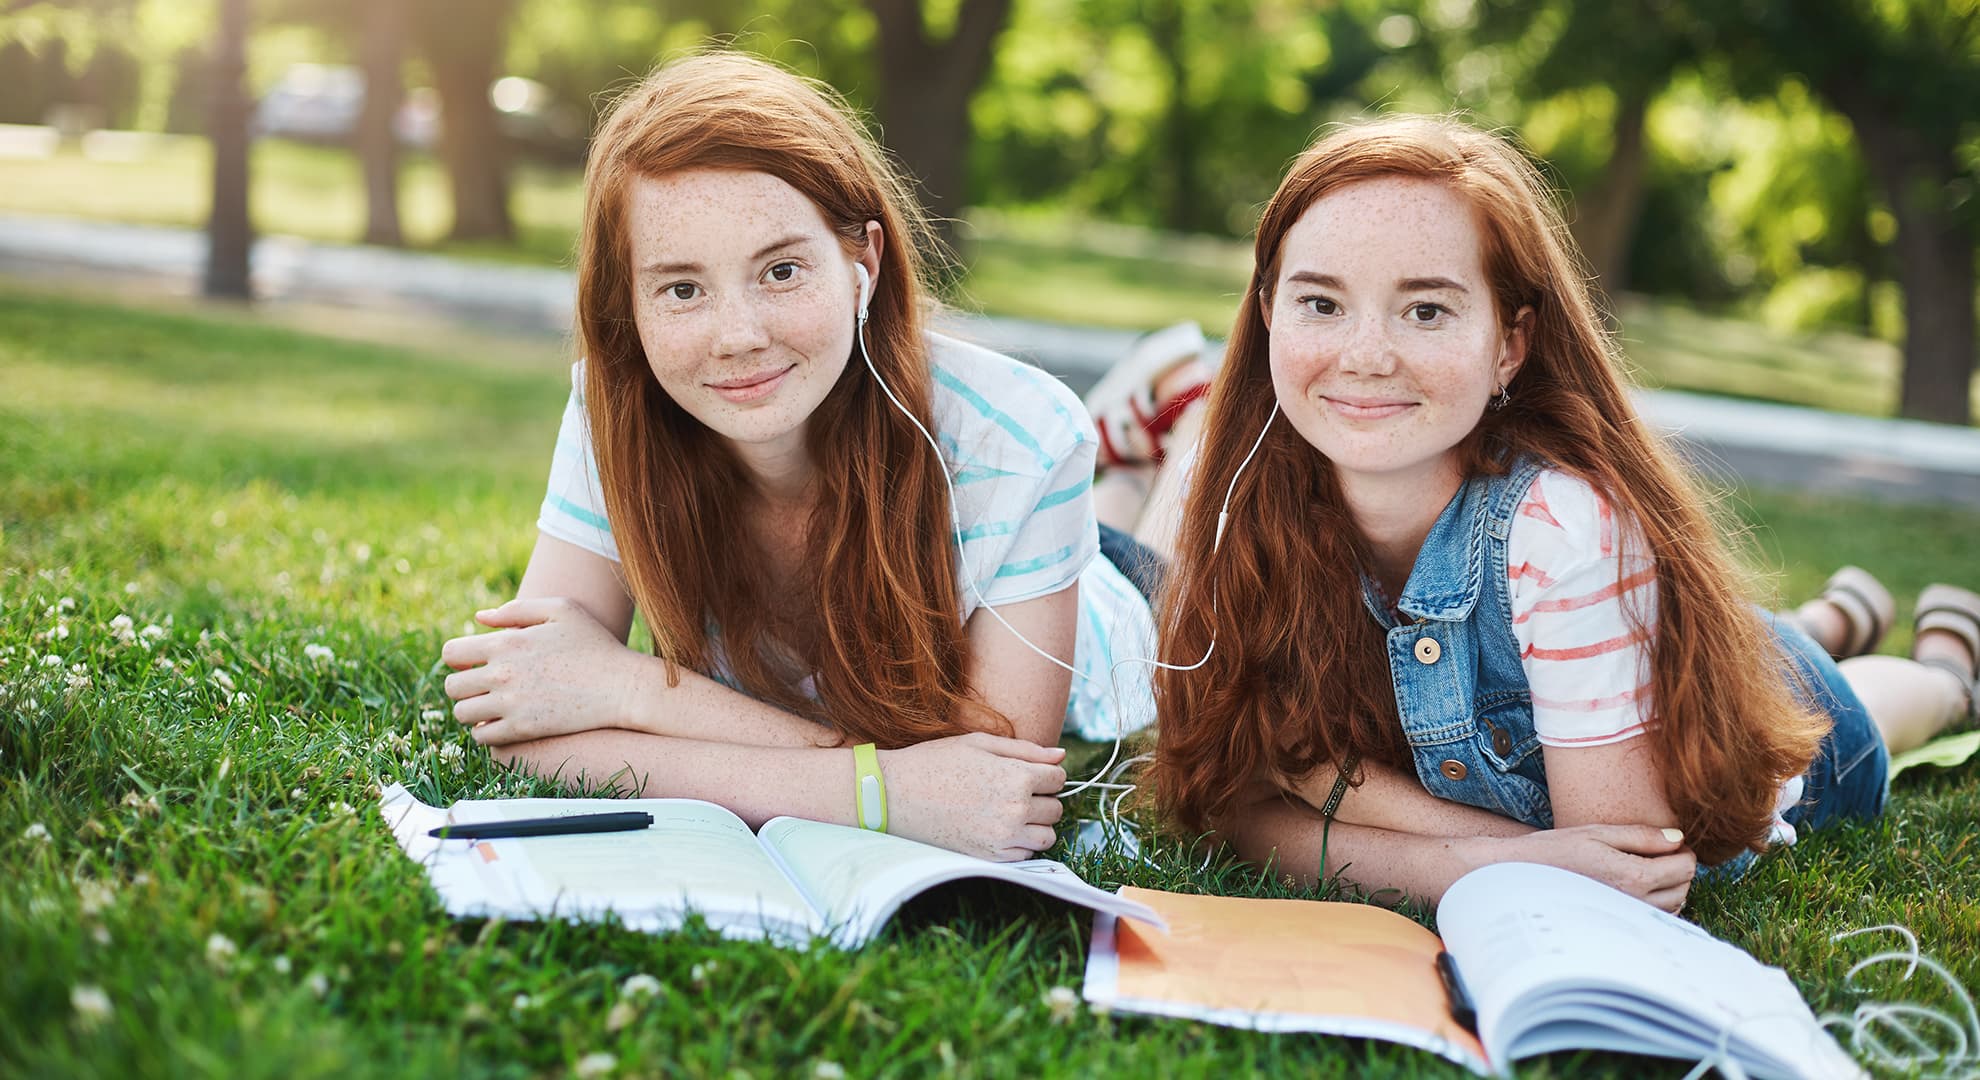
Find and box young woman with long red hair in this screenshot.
[1149,116,1979,911]
[437,53,1157,862]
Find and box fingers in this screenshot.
[965,731,1069,765]
[1028,795,1065,827]
[1030,762,1068,796]
[475,597,572,629]
[1588,823,1689,857]
[453,694,503,729]
[1645,882,1692,914]
[439,631,503,672]
[443,665,499,703]
[1017,823,1057,853]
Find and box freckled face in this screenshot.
[626,168,864,457]
[1265,177,1525,487]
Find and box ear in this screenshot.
[1498,305,1533,386]
[1257,287,1274,332]
[858,220,883,303]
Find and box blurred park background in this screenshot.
[2,0,1978,425]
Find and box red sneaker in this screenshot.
[1086,322,1212,467]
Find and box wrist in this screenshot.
[614,650,666,733]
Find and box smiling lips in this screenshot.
[707,365,794,403]
[1323,393,1417,420]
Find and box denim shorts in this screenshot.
[1766,612,1891,833]
[1096,523,1166,601]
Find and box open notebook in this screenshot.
[380,784,1160,949]
[1083,862,1861,1078]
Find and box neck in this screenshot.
[730,431,816,506]
[1338,454,1464,597]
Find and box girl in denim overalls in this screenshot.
[1147,116,1979,912]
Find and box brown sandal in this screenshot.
[1793,566,1895,660]
[1914,583,1980,729]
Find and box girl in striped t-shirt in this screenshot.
[1149,116,1979,912]
[437,55,1157,863]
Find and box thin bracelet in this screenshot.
[852,742,888,833]
[1316,752,1359,895]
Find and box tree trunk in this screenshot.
[868,0,1014,259]
[1571,87,1650,302]
[203,0,252,300]
[1829,83,1976,425]
[357,0,403,247]
[1146,0,1199,233]
[418,0,514,242]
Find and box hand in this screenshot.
[880,732,1068,862]
[1496,825,1697,913]
[439,597,648,746]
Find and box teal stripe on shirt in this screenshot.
[932,366,1054,471]
[956,520,1017,543]
[548,494,610,533]
[995,545,1076,579]
[1033,475,1091,512]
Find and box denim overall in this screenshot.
[1362,459,1888,877]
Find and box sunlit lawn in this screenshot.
[2,284,1977,1075]
[3,128,1973,422]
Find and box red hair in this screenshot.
[1150,116,1827,865]
[576,52,1001,746]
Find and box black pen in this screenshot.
[428,811,655,840]
[1435,950,1478,1034]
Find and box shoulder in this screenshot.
[925,331,1095,470]
[1510,468,1634,562]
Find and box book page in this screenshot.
[756,816,1161,949]
[441,797,820,943]
[1436,863,1861,1078]
[1084,887,1490,1075]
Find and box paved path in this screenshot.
[5,212,1979,507]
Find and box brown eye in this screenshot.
[668,283,697,301]
[767,262,797,283]
[1410,302,1445,322]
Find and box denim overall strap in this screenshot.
[1382,459,1557,827]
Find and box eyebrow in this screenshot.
[638,234,814,278]
[1282,270,1470,293]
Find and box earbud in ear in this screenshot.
[853,264,871,324]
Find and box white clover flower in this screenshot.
[210,669,236,692]
[23,822,49,843]
[65,666,90,692]
[92,925,111,946]
[690,961,715,985]
[303,644,335,664]
[353,543,372,564]
[620,973,663,998]
[420,707,447,724]
[437,743,464,764]
[77,880,116,918]
[305,971,330,999]
[58,596,76,612]
[70,984,112,1027]
[140,623,166,643]
[231,691,250,707]
[52,622,70,640]
[272,955,292,975]
[812,1063,846,1080]
[155,656,176,671]
[1044,985,1079,1024]
[124,582,140,595]
[121,791,159,815]
[40,653,62,668]
[205,932,238,968]
[605,1000,638,1033]
[511,993,533,1013]
[289,788,305,800]
[107,614,136,645]
[574,1052,617,1079]
[131,872,152,887]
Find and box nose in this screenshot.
[710,289,772,358]
[1335,314,1398,377]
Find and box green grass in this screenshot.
[4,129,1975,422]
[3,285,1978,1077]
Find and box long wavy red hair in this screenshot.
[1150,116,1827,866]
[576,53,1001,747]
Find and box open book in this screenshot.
[1083,862,1860,1079]
[379,784,1160,949]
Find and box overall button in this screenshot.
[1413,637,1441,664]
[1488,723,1513,757]
[1439,759,1468,781]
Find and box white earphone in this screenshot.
[853,263,871,324]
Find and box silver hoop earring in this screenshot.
[1492,383,1512,410]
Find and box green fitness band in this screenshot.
[853,742,888,833]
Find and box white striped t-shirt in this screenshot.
[535,332,1156,741]
[1507,470,1659,747]
[1508,469,1803,846]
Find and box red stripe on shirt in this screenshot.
[1530,682,1652,712]
[1509,561,1558,587]
[1597,494,1614,558]
[1512,568,1657,625]
[1539,722,1650,746]
[1522,631,1645,661]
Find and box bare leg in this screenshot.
[1129,398,1207,561]
[1093,465,1156,535]
[1837,631,1971,755]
